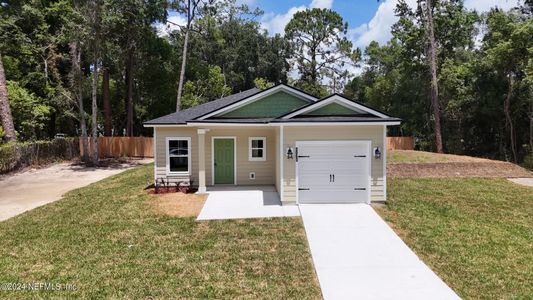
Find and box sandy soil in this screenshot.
[388,150,496,164]
[149,192,208,217]
[0,158,152,221]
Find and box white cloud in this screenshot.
[236,0,257,5]
[261,6,307,35]
[156,14,187,37]
[349,0,520,51]
[261,0,333,36]
[463,0,519,12]
[310,0,333,9]
[349,0,417,50]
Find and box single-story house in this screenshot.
[144,84,400,205]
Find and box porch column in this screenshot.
[197,128,208,193]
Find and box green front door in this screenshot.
[214,138,235,184]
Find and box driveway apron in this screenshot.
[299,204,460,300]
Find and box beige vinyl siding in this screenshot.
[274,127,280,193]
[154,126,276,186]
[205,128,276,185]
[155,127,199,184]
[282,125,385,203]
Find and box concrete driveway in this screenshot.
[197,186,300,220]
[300,204,460,300]
[0,159,150,221]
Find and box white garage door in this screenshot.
[297,141,370,204]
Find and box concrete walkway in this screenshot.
[197,186,300,220]
[508,177,533,187]
[300,204,460,300]
[0,159,151,222]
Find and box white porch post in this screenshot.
[197,128,208,193]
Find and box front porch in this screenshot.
[197,185,300,220]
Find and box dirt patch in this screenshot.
[388,150,495,164]
[149,193,208,218]
[388,162,533,178]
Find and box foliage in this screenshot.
[345,0,532,162]
[7,81,53,140]
[253,77,274,90]
[182,65,231,109]
[285,8,360,96]
[0,0,531,164]
[0,138,79,174]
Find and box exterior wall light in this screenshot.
[374,146,382,159]
[287,147,294,159]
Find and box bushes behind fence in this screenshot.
[0,138,79,174]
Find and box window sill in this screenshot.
[166,172,191,176]
[248,158,266,162]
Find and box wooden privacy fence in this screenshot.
[80,137,153,158]
[387,137,414,150]
[80,136,413,158]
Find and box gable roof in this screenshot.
[279,93,391,119]
[144,85,400,126]
[144,88,261,125]
[195,84,317,120]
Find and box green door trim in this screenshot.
[212,137,236,185]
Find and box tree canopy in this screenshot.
[0,0,531,166]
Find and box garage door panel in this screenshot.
[299,145,367,158]
[298,161,367,174]
[299,174,369,187]
[297,141,370,204]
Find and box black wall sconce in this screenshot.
[374,146,382,159]
[287,147,294,159]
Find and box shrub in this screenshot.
[0,138,79,174]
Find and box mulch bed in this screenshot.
[388,162,533,178]
[149,192,208,218]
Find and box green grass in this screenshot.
[376,177,533,299]
[0,164,321,299]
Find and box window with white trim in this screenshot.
[249,137,266,161]
[167,137,191,174]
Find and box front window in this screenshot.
[167,137,191,174]
[249,137,266,161]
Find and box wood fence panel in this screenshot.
[387,137,414,150]
[80,137,153,158]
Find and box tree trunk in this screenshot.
[91,58,99,166]
[0,52,17,142]
[176,27,190,112]
[102,67,112,136]
[310,47,317,84]
[529,99,533,151]
[425,0,444,153]
[69,42,89,163]
[125,47,134,136]
[504,74,517,162]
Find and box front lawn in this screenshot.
[0,164,321,299]
[376,177,533,299]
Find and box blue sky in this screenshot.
[164,0,521,51]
